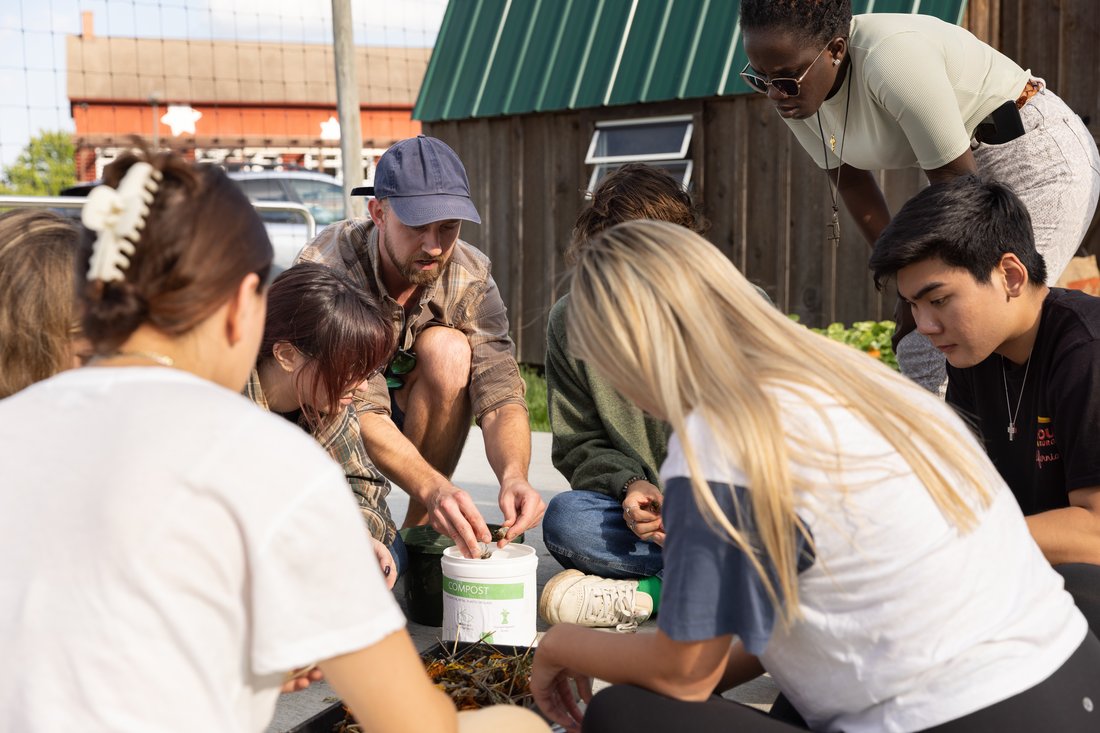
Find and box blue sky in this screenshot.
[0,0,447,168]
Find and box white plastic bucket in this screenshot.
[440,543,538,645]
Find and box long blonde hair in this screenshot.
[567,220,994,622]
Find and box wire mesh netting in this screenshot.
[0,0,447,192]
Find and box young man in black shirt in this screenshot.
[870,175,1100,630]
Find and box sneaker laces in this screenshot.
[581,585,644,632]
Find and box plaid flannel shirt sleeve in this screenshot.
[295,219,372,286]
[322,407,397,546]
[460,271,527,423]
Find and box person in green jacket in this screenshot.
[539,165,710,629]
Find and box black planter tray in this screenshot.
[285,641,537,733]
[284,701,345,733]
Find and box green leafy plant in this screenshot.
[811,319,899,370]
[790,315,898,370]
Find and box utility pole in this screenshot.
[332,0,364,218]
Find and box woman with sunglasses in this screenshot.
[247,261,404,583]
[738,0,1099,394]
[530,220,1100,733]
[0,150,549,733]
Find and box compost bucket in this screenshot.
[401,524,522,627]
[441,543,538,645]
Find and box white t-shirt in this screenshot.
[785,14,1031,171]
[0,368,407,732]
[658,383,1086,733]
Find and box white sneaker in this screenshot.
[539,569,653,631]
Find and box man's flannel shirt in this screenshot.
[244,370,397,546]
[296,218,526,423]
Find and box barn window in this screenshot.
[585,115,694,192]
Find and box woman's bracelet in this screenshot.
[622,475,647,495]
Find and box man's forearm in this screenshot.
[480,403,531,484]
[1027,505,1100,566]
[358,411,447,505]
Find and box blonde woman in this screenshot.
[0,151,548,733]
[530,220,1099,733]
[0,209,90,398]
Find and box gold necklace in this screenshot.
[93,350,175,367]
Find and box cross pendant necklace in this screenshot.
[1001,354,1032,442]
[816,59,852,250]
[827,208,840,247]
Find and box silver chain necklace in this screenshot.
[1001,354,1032,441]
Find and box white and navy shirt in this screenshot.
[658,384,1085,733]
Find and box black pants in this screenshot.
[583,633,1100,733]
[1056,563,1100,634]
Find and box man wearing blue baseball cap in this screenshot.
[298,135,545,561]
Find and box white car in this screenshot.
[228,171,347,273]
[62,171,348,276]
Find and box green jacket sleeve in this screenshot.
[546,296,668,501]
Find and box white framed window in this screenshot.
[585,115,694,191]
[587,160,694,192]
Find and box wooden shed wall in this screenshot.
[425,0,1100,366]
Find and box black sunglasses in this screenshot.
[385,349,417,390]
[739,44,830,98]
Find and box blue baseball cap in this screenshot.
[351,135,481,226]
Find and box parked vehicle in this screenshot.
[58,170,347,274]
[228,170,347,273]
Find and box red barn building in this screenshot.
[67,12,431,182]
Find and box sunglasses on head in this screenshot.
[740,44,831,98]
[385,349,417,390]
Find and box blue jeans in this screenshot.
[388,531,408,579]
[543,490,664,579]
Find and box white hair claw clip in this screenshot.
[83,162,163,283]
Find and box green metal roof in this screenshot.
[414,0,967,122]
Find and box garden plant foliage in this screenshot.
[810,320,899,370]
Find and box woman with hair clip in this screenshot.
[247,261,403,584]
[0,209,91,398]
[530,220,1100,733]
[0,151,549,733]
[737,0,1099,394]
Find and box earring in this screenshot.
[833,58,841,66]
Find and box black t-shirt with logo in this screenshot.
[947,288,1100,515]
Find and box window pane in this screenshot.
[588,160,692,192]
[235,178,296,223]
[588,119,692,162]
[235,178,287,202]
[287,179,346,225]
